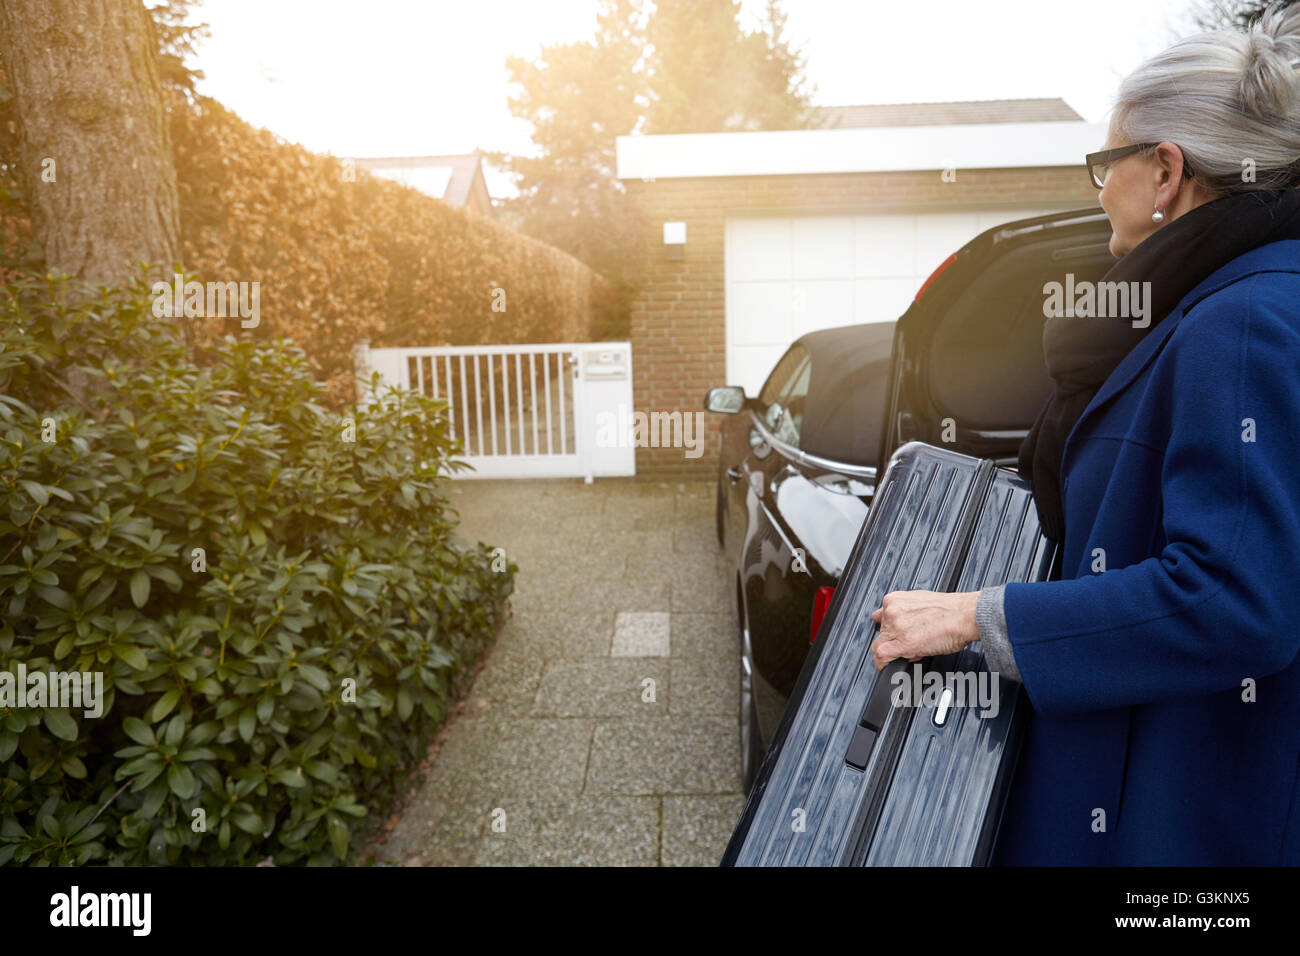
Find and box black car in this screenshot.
[705,323,894,790]
[706,206,1114,791]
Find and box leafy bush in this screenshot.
[0,270,515,865]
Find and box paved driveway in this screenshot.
[378,477,746,866]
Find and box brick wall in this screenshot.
[623,166,1101,479]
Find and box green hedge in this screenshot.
[0,271,515,865]
[168,94,617,400]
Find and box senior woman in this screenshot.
[869,5,1300,865]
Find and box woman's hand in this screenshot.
[869,590,982,670]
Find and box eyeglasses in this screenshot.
[1085,143,1197,189]
[1085,143,1159,189]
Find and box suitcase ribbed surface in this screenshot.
[723,442,1056,866]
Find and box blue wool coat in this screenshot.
[994,239,1300,866]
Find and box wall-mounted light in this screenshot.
[663,221,686,260]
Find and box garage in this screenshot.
[617,97,1106,477]
[724,206,1058,395]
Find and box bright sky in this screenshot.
[188,0,1207,198]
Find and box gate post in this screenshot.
[353,339,373,409]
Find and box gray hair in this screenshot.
[1111,3,1300,194]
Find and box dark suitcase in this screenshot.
[722,441,1059,866]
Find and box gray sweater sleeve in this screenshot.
[975,584,1022,683]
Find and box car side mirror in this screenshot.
[704,385,747,414]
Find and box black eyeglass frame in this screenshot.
[1085,143,1195,189]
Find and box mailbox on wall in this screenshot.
[577,344,635,482]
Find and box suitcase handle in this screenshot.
[844,659,907,770]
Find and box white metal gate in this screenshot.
[355,341,635,480]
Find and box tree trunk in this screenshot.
[0,0,180,287]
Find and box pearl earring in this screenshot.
[1152,207,1165,223]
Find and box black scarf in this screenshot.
[1019,187,1300,544]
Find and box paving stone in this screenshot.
[605,496,676,525]
[630,482,677,498]
[628,514,667,532]
[587,716,738,795]
[611,611,671,657]
[623,548,682,578]
[509,571,573,601]
[670,613,737,662]
[631,547,721,581]
[662,794,747,867]
[675,482,713,499]
[576,576,670,614]
[379,791,490,867]
[674,522,721,554]
[669,656,737,717]
[670,567,730,613]
[529,486,606,512]
[490,530,556,553]
[674,496,714,523]
[490,612,614,660]
[608,528,674,557]
[538,479,603,498]
[527,512,608,539]
[530,659,670,718]
[512,547,622,581]
[507,581,575,613]
[542,564,629,597]
[421,716,594,802]
[475,797,660,866]
[466,648,543,718]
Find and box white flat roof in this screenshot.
[616,121,1108,180]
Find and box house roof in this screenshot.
[809,98,1084,129]
[617,97,1101,181]
[351,151,484,207]
[616,119,1106,180]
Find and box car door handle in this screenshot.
[773,463,799,488]
[726,466,743,483]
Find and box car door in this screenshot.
[738,344,878,742]
[720,344,805,569]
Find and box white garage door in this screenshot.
[725,206,1059,395]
